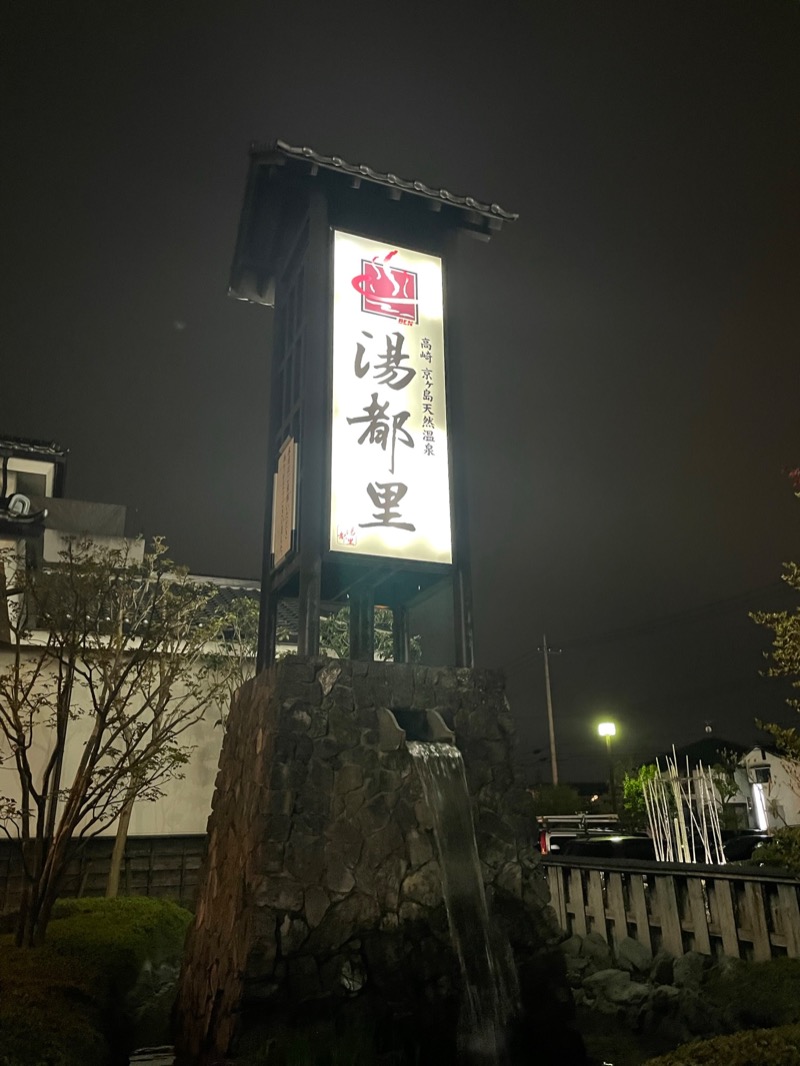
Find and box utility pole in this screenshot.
[540,634,560,785]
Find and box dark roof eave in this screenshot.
[248,139,519,228]
[0,438,68,460]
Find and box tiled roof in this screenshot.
[255,139,519,224]
[0,437,68,459]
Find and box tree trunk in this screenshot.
[21,828,71,946]
[106,790,135,898]
[14,883,31,948]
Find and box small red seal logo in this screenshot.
[352,251,418,325]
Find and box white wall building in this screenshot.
[0,437,250,840]
[742,746,800,831]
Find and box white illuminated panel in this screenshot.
[330,231,452,564]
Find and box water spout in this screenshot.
[408,741,518,1064]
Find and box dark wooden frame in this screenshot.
[230,144,513,670]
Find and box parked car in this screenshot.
[722,831,771,862]
[560,834,656,861]
[536,814,621,855]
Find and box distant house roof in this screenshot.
[654,736,750,768]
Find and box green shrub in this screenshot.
[703,956,800,1030]
[0,897,191,1066]
[47,896,191,997]
[643,1023,800,1065]
[753,826,800,877]
[0,935,108,1066]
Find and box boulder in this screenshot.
[649,950,675,985]
[583,967,631,1002]
[560,934,584,958]
[582,931,613,970]
[673,950,707,989]
[616,936,653,974]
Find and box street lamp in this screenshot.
[598,721,617,815]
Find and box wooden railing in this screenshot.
[542,856,800,961]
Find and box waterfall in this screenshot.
[408,741,518,1064]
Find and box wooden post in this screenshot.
[392,604,410,664]
[606,872,628,951]
[655,876,684,956]
[711,879,741,957]
[586,870,607,941]
[776,884,800,958]
[547,866,568,930]
[743,881,772,961]
[629,875,652,953]
[569,868,587,936]
[350,588,375,661]
[686,878,711,955]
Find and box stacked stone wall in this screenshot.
[176,657,557,1064]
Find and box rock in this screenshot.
[304,885,329,928]
[401,861,441,907]
[651,984,680,1006]
[425,709,455,742]
[583,967,631,999]
[126,958,182,1048]
[285,834,325,882]
[495,861,523,897]
[326,821,363,869]
[616,936,653,974]
[558,933,584,959]
[177,657,565,1065]
[375,706,406,751]
[649,950,675,985]
[608,979,649,1006]
[714,953,744,980]
[677,987,719,1035]
[253,875,304,912]
[564,956,590,985]
[317,660,342,696]
[672,950,707,989]
[582,932,613,970]
[560,934,584,958]
[279,915,309,954]
[565,954,590,972]
[406,828,434,867]
[325,854,356,895]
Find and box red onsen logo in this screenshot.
[336,525,358,547]
[351,251,418,325]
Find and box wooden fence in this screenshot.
[0,835,206,914]
[543,856,800,962]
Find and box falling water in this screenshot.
[408,741,518,1064]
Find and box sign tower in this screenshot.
[229,141,516,667]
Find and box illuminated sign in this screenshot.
[330,231,452,564]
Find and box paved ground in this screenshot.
[129,1048,175,1065]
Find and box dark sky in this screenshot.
[3,1,799,780]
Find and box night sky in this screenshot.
[3,1,799,781]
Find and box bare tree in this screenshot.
[0,536,233,945]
